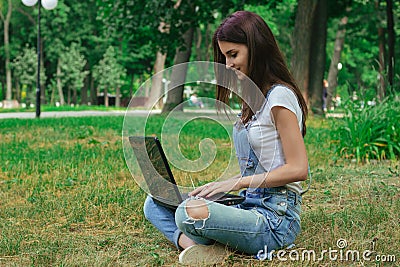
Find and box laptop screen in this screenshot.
[129,136,182,207]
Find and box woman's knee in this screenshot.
[143,196,154,220]
[175,199,210,229]
[186,199,209,219]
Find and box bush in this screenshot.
[330,95,400,163]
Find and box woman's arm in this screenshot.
[190,106,308,198]
[239,106,308,188]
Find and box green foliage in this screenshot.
[97,0,244,56]
[58,43,89,94]
[330,96,400,162]
[11,44,46,104]
[327,0,400,100]
[12,45,36,88]
[41,1,71,61]
[93,46,127,95]
[244,0,296,61]
[1,0,399,105]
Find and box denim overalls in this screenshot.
[145,88,303,255]
[230,113,302,253]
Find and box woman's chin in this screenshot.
[236,72,247,80]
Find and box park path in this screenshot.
[0,109,343,120]
[0,109,233,120]
[0,110,152,119]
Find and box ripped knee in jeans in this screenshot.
[183,199,210,230]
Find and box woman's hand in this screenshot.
[188,178,243,198]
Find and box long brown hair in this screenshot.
[213,11,307,136]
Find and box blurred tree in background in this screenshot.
[0,0,398,112]
[58,43,89,105]
[93,46,127,107]
[12,44,45,104]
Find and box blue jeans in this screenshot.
[144,113,302,255]
[144,186,301,255]
[143,196,183,249]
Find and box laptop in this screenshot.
[129,136,245,209]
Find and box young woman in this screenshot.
[144,10,309,265]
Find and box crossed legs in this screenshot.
[178,199,209,249]
[143,196,207,250]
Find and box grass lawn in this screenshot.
[0,115,398,266]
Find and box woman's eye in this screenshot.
[231,53,237,58]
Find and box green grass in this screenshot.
[0,115,399,266]
[329,97,400,163]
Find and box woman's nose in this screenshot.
[226,59,234,69]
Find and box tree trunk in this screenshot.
[116,86,120,107]
[196,27,202,61]
[162,27,194,113]
[81,85,88,105]
[15,79,20,102]
[1,0,13,101]
[327,16,348,110]
[129,73,134,97]
[90,75,97,105]
[376,0,386,101]
[308,0,328,114]
[386,0,395,89]
[104,88,109,107]
[57,58,65,105]
[73,88,77,104]
[40,39,46,104]
[145,50,167,109]
[146,0,184,110]
[81,62,90,105]
[377,26,386,101]
[195,25,211,78]
[291,0,318,104]
[67,87,71,105]
[50,80,55,105]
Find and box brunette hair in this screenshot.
[213,11,307,136]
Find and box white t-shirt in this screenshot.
[247,85,303,195]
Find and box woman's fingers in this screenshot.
[189,182,216,197]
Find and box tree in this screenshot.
[12,45,46,104]
[39,1,69,105]
[161,0,244,112]
[1,0,398,108]
[327,16,348,109]
[97,0,244,112]
[92,46,126,107]
[34,0,109,105]
[386,0,395,90]
[0,0,13,102]
[324,0,399,103]
[291,0,318,105]
[162,26,194,112]
[308,0,328,114]
[376,0,386,100]
[58,43,89,105]
[146,0,182,110]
